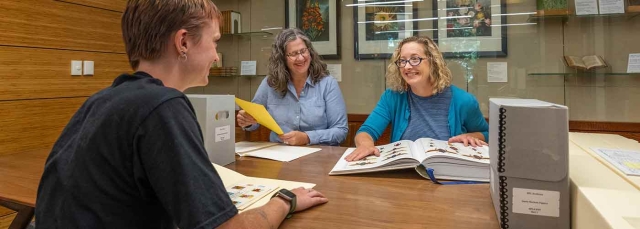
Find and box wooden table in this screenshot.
[0,147,499,229]
[0,150,46,229]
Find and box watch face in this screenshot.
[279,189,295,200]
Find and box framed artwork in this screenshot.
[432,0,508,58]
[353,1,417,59]
[285,0,341,59]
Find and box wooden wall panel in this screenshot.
[0,97,86,156]
[0,46,129,101]
[56,0,127,12]
[0,0,124,53]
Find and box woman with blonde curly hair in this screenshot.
[237,28,347,146]
[345,36,488,161]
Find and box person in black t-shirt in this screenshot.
[35,1,328,228]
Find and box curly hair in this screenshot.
[386,36,452,94]
[268,28,328,97]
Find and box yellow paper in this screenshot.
[235,98,284,135]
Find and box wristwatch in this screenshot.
[271,189,296,218]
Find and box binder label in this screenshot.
[512,188,560,217]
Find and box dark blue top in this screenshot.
[36,72,237,229]
[357,85,489,142]
[400,87,452,141]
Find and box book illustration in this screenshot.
[563,55,607,70]
[239,194,254,198]
[382,152,408,161]
[349,161,377,166]
[420,138,490,162]
[348,155,378,167]
[226,183,278,210]
[329,138,490,182]
[212,163,315,212]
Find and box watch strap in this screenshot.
[272,189,296,218]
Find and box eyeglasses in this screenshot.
[395,56,428,68]
[286,48,309,60]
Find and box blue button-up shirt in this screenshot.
[245,75,348,145]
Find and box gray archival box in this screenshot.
[489,98,570,229]
[187,94,235,166]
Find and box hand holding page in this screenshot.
[235,98,284,135]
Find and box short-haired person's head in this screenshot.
[386,36,452,94]
[268,28,328,97]
[121,0,221,70]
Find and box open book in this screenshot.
[564,55,608,70]
[235,141,321,162]
[329,138,490,182]
[213,163,315,212]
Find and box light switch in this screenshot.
[83,61,94,76]
[71,60,82,76]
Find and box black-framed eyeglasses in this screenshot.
[286,48,309,60]
[395,57,428,68]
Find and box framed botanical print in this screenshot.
[285,0,341,59]
[353,1,417,59]
[432,0,508,58]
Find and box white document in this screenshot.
[215,125,231,142]
[235,141,279,155]
[241,61,257,75]
[239,145,321,162]
[512,188,560,217]
[592,148,640,176]
[487,62,508,83]
[327,64,342,82]
[575,0,599,15]
[212,163,315,212]
[599,0,625,14]
[627,54,640,73]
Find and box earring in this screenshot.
[179,51,187,62]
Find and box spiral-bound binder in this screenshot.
[489,99,570,229]
[497,107,509,229]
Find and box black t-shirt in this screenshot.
[35,72,237,229]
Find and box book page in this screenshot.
[243,145,321,162]
[212,163,315,212]
[583,55,605,69]
[329,140,418,174]
[416,138,490,164]
[213,163,247,187]
[227,183,278,210]
[566,56,586,69]
[235,141,279,155]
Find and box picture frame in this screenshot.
[432,0,508,58]
[352,0,418,59]
[285,0,341,59]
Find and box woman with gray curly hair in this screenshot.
[345,36,488,162]
[237,28,347,146]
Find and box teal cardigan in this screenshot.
[357,85,489,142]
